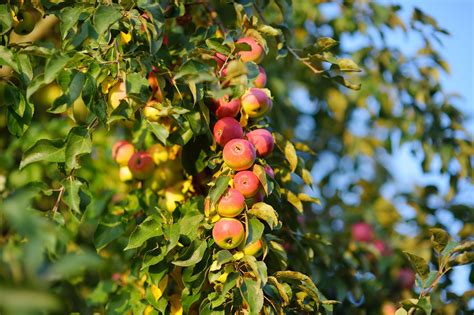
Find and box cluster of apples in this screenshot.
[112,140,185,212]
[208,36,276,256]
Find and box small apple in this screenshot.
[217,188,246,217]
[223,139,256,171]
[112,140,136,166]
[398,268,416,289]
[14,8,41,35]
[72,96,89,124]
[351,222,374,242]
[253,66,267,88]
[215,96,241,118]
[143,104,161,122]
[108,81,127,109]
[213,117,244,147]
[246,129,274,157]
[241,88,272,118]
[31,83,62,108]
[233,171,260,198]
[144,162,181,191]
[128,151,155,180]
[119,166,133,182]
[381,302,397,315]
[212,218,245,249]
[236,37,265,63]
[243,239,263,257]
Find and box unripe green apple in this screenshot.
[128,151,155,180]
[108,81,127,109]
[233,171,260,198]
[119,166,133,182]
[72,97,89,124]
[246,129,274,157]
[236,37,265,64]
[213,117,244,147]
[212,218,245,249]
[241,88,272,118]
[112,140,136,166]
[223,139,256,171]
[217,188,245,217]
[243,239,263,256]
[31,83,63,108]
[14,8,41,35]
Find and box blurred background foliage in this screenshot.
[0,0,472,314]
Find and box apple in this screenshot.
[243,239,263,256]
[143,104,161,122]
[381,302,397,315]
[148,143,169,165]
[128,151,155,180]
[246,129,274,157]
[72,96,89,124]
[145,160,182,191]
[112,140,136,166]
[14,8,41,35]
[118,166,133,182]
[351,222,374,242]
[253,66,267,88]
[233,171,260,198]
[223,139,256,171]
[217,188,245,217]
[398,268,416,289]
[161,185,185,213]
[215,96,241,118]
[373,239,391,256]
[213,117,244,147]
[108,81,127,109]
[236,37,265,63]
[264,165,274,178]
[213,52,227,71]
[212,218,245,249]
[31,83,62,108]
[241,88,272,118]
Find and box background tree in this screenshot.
[0,1,472,315]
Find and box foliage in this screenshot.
[0,1,472,315]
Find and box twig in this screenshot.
[51,186,65,215]
[287,47,324,74]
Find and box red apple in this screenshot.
[236,37,265,63]
[213,117,244,147]
[351,222,374,242]
[253,66,267,88]
[398,268,416,289]
[217,188,245,217]
[243,239,263,256]
[112,140,135,166]
[241,88,272,118]
[212,218,245,249]
[223,139,256,171]
[215,96,241,118]
[233,171,260,198]
[246,129,274,157]
[373,239,391,256]
[128,151,155,180]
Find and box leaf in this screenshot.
[267,276,289,306]
[404,252,429,280]
[315,37,338,51]
[0,287,61,313]
[173,240,207,267]
[59,6,84,39]
[287,190,303,213]
[248,202,279,229]
[62,177,83,213]
[284,141,298,172]
[93,222,125,251]
[209,175,230,206]
[124,217,163,250]
[20,139,65,170]
[301,169,313,186]
[146,121,170,144]
[429,228,449,253]
[0,5,13,35]
[331,58,361,72]
[253,164,268,195]
[241,278,264,314]
[298,193,320,205]
[209,250,234,271]
[65,127,92,173]
[247,217,265,245]
[205,38,230,55]
[45,54,71,83]
[93,5,122,35]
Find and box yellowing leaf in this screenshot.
[284,141,298,172]
[120,31,132,44]
[151,275,168,301]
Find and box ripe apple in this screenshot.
[108,81,127,109]
[246,129,274,157]
[31,83,62,108]
[398,268,416,289]
[213,117,244,147]
[233,171,260,198]
[118,166,133,182]
[264,165,275,179]
[148,143,169,165]
[112,140,136,166]
[217,188,245,217]
[128,151,155,180]
[351,222,374,242]
[223,139,256,171]
[253,66,267,88]
[236,37,265,63]
[143,104,161,122]
[215,96,241,118]
[243,239,263,256]
[212,218,245,249]
[241,88,272,118]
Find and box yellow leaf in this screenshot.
[170,294,183,315]
[151,275,168,301]
[120,31,132,44]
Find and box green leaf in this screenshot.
[267,276,290,306]
[20,139,65,170]
[0,287,61,313]
[315,37,338,51]
[331,58,361,72]
[45,54,71,83]
[209,250,234,271]
[60,6,84,39]
[248,202,279,230]
[429,228,449,253]
[205,38,230,55]
[247,217,265,245]
[404,252,430,280]
[209,175,230,206]
[124,217,163,250]
[146,121,170,145]
[65,126,92,173]
[0,46,19,74]
[93,5,122,35]
[62,177,83,213]
[173,240,207,267]
[44,250,102,281]
[94,222,125,251]
[0,5,13,35]
[241,278,264,314]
